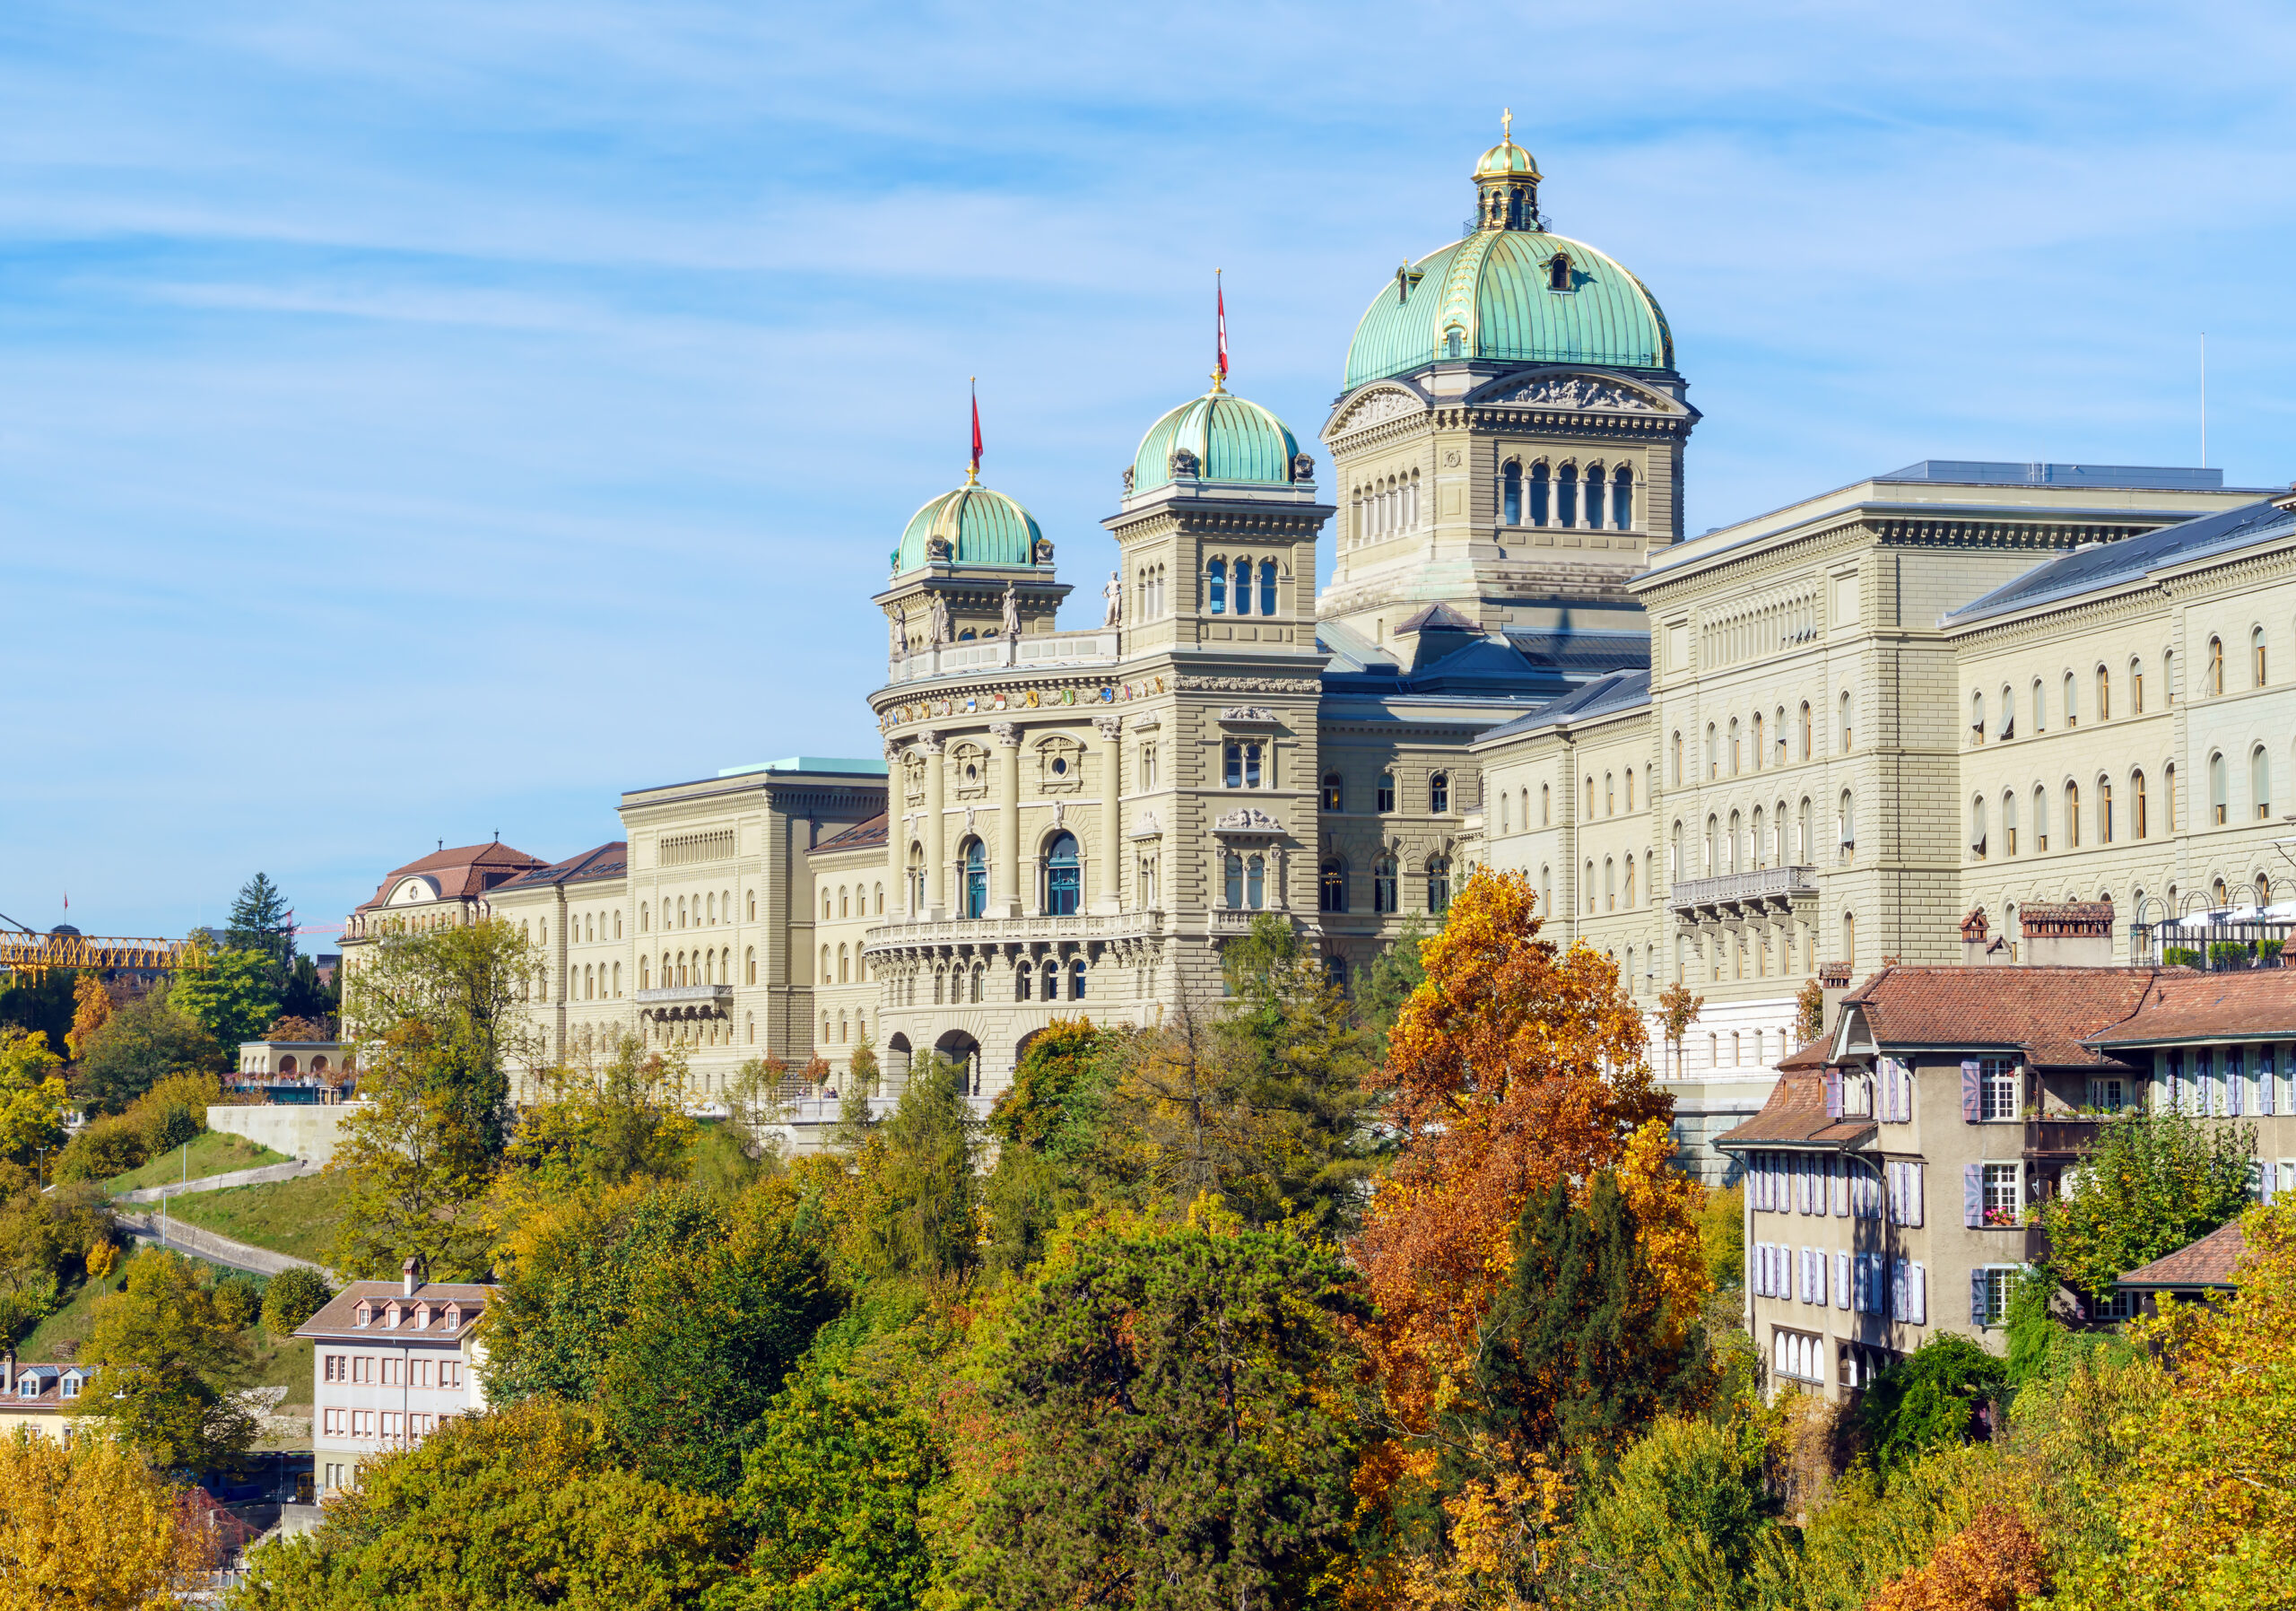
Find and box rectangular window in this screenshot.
[1979,1267,2014,1327]
[441,1360,463,1390]
[353,1356,373,1384]
[1981,1058,2020,1121]
[322,1407,344,1436]
[1982,1162,2021,1226]
[2087,1075,2126,1111]
[382,1357,404,1387]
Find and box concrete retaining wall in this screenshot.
[115,1159,318,1206]
[207,1102,364,1166]
[117,1210,331,1280]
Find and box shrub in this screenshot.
[261,1267,329,1334]
[210,1276,261,1330]
[1857,1335,2006,1467]
[2206,940,2255,968]
[2162,946,2201,968]
[141,1103,198,1156]
[51,1115,149,1182]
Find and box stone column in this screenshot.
[993,722,1022,917]
[1095,715,1124,913]
[919,732,946,919]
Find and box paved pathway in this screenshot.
[115,1207,334,1282]
[113,1158,320,1206]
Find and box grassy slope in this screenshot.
[101,1129,291,1194]
[165,1170,348,1267]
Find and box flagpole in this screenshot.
[1213,269,1228,393]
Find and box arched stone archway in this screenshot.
[935,1029,983,1098]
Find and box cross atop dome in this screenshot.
[1474,110,1544,231]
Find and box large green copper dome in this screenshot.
[1130,388,1301,495]
[1343,228,1675,389]
[891,479,1042,574]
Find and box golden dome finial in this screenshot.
[1502,107,1511,144]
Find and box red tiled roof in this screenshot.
[813,814,889,854]
[296,1280,496,1342]
[1839,965,2161,1068]
[2117,1218,2248,1289]
[2084,969,2296,1048]
[1715,1065,1874,1149]
[357,842,549,911]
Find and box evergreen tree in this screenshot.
[1351,914,1429,1053]
[225,872,298,984]
[859,1054,980,1284]
[1477,1172,1708,1467]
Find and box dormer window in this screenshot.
[414,1302,433,1330]
[1546,253,1572,292]
[17,1376,36,1399]
[384,1302,402,1330]
[1442,328,1465,359]
[354,1301,373,1328]
[442,1303,465,1331]
[60,1373,80,1400]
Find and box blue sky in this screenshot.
[4,3,2293,947]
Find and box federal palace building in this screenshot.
[342,128,2296,1174]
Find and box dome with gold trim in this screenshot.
[890,476,1043,574]
[1130,387,1302,496]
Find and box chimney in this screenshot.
[1960,908,1989,965]
[3,1348,13,1396]
[1818,960,1854,1029]
[2022,901,2116,967]
[402,1256,422,1298]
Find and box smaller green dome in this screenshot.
[1474,137,1539,180]
[1130,388,1302,496]
[891,478,1043,574]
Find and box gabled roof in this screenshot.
[496,842,629,891]
[813,814,889,855]
[2117,1218,2248,1291]
[1944,497,2296,627]
[2083,969,2296,1049]
[296,1281,495,1343]
[358,841,550,911]
[1394,601,1481,635]
[1472,668,1651,745]
[1715,1060,1873,1150]
[1836,965,2160,1068]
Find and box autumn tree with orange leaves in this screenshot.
[1345,866,1711,1609]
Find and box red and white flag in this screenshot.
[1215,271,1228,384]
[970,379,983,475]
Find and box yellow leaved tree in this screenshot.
[0,1430,213,1611]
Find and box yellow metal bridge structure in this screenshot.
[0,924,206,983]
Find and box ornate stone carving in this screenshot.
[1051,800,1066,831]
[1102,569,1122,626]
[990,720,1020,746]
[1131,810,1163,838]
[916,729,944,754]
[1220,705,1277,723]
[926,533,952,563]
[1337,389,1420,431]
[1214,806,1283,833]
[964,806,977,836]
[1092,715,1123,741]
[1291,451,1316,481]
[1121,465,1135,495]
[1001,581,1020,638]
[1168,446,1199,479]
[1492,375,1663,413]
[1179,676,1320,695]
[929,593,951,645]
[1032,536,1056,565]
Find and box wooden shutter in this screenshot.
[1970,1267,1988,1327]
[1964,1163,1983,1227]
[1961,1058,1982,1121]
[1824,1067,1842,1118]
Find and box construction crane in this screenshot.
[0,913,206,983]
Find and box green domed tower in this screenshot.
[1318,118,1699,650]
[874,465,1072,661]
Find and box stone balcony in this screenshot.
[1668,865,1818,920]
[865,910,1166,954]
[883,629,1121,686]
[634,984,735,1007]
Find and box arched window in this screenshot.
[2210,636,2224,695]
[1541,781,1552,824]
[1529,462,1551,526]
[1042,959,1062,1000]
[1706,724,1718,779]
[2100,777,2114,843]
[1799,701,1813,759]
[2256,627,2269,687]
[1753,711,1766,767]
[1670,732,1682,786]
[2066,780,2083,848]
[839,944,851,984]
[1625,769,1636,811]
[1839,692,1853,750]
[2097,665,2110,721]
[875,883,884,916]
[1443,328,1464,358]
[908,842,926,913]
[1043,832,1081,915]
[2003,790,2019,856]
[2165,763,2179,832]
[1838,790,1855,860]
[1797,797,1812,862]
[1321,773,1343,812]
[746,946,757,985]
[1223,852,1243,910]
[1557,464,1579,527]
[820,945,831,984]
[2253,745,2272,820]
[822,890,832,920]
[1319,859,1347,913]
[1430,772,1449,814]
[639,902,649,932]
[2211,751,2228,824]
[1502,461,1522,525]
[2130,657,2144,714]
[2164,649,2177,705]
[1427,857,1452,914]
[1705,814,1719,875]
[1233,556,1252,615]
[1207,558,1227,614]
[2033,785,2049,852]
[2132,771,2147,839]
[1259,560,1277,616]
[1843,911,1856,968]
[1586,774,1596,815]
[970,965,983,1004]
[1612,464,1634,530]
[1377,771,1396,813]
[962,838,988,919]
[1728,718,1741,775]
[1246,854,1265,910]
[1970,796,1987,859]
[1625,856,1638,906]
[1373,856,1398,914]
[1584,463,1606,529]
[1499,792,1510,834]
[1548,252,1571,292]
[1070,959,1088,1000]
[1970,692,1987,745]
[839,886,850,919]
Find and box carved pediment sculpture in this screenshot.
[1335,388,1421,432]
[1032,536,1056,565]
[1220,705,1278,723]
[1131,810,1163,839]
[926,533,953,562]
[1490,375,1664,413]
[1214,806,1283,834]
[989,720,1019,746]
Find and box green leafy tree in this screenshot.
[1476,1171,1709,1467]
[507,1036,698,1193]
[328,1021,500,1282]
[72,1249,255,1469]
[1857,1333,2007,1469]
[0,1027,67,1168]
[278,953,339,1025]
[841,1054,980,1286]
[982,1021,1139,1274]
[261,1267,330,1334]
[0,967,77,1061]
[229,1398,745,1610]
[2038,1109,2255,1301]
[1570,1415,1779,1611]
[340,919,532,1161]
[76,986,223,1114]
[172,945,282,1053]
[713,1354,943,1611]
[484,1183,838,1496]
[954,1214,1366,1611]
[225,873,299,985]
[0,1163,114,1309]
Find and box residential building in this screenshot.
[0,1357,90,1444]
[298,1259,493,1500]
[1721,952,2296,1401]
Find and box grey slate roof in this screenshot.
[497,842,630,890]
[1471,668,1652,745]
[1943,497,2296,627]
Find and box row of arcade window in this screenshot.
[1206,558,1279,615]
[1318,857,1452,914]
[1317,771,1446,813]
[1501,461,1635,530]
[933,832,1083,919]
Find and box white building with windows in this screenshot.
[299,1259,494,1500]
